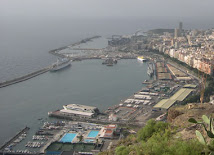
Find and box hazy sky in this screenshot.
[1,0,214,18]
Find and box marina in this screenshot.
[0,127,30,153]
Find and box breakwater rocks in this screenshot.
[0,67,50,88]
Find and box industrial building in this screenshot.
[154,99,177,111]
[153,88,194,111]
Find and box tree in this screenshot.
[137,119,168,141]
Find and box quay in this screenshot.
[0,67,51,88]
[0,127,30,151]
[48,110,141,127]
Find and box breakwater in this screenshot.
[0,127,30,151]
[0,66,50,88]
[48,35,101,57]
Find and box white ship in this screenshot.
[50,58,71,71]
[147,63,154,77]
[137,56,147,62]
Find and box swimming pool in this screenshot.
[84,139,95,143]
[87,130,99,138]
[60,133,77,143]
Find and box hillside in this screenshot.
[99,103,214,155]
[167,103,214,141]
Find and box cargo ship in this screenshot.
[137,56,147,62]
[102,58,117,66]
[50,58,71,71]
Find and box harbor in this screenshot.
[0,59,150,148]
[0,33,201,154]
[0,54,200,154]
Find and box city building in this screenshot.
[174,28,179,38]
[99,124,117,139]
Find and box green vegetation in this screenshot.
[100,120,205,155]
[137,119,169,141]
[189,115,214,154]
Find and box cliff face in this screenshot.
[167,103,214,127]
[167,108,183,123]
[167,103,214,140]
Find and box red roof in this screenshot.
[105,129,113,134]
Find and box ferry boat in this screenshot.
[137,56,147,62]
[50,58,71,71]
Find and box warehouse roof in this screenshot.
[158,73,172,80]
[183,84,197,89]
[170,88,194,101]
[60,109,94,117]
[157,67,167,73]
[154,99,177,110]
[153,88,194,110]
